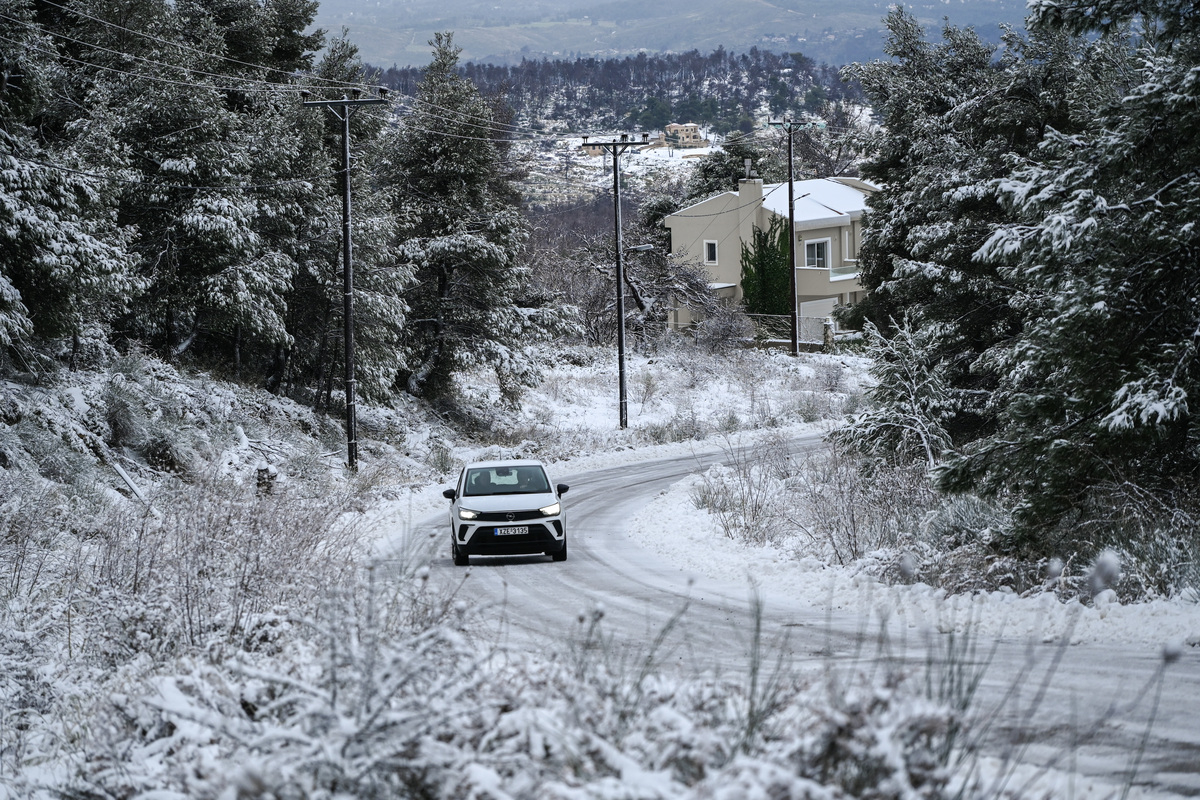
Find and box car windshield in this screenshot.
[463,465,551,497]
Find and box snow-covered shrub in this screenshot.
[690,439,790,545]
[102,375,149,449]
[831,318,953,469]
[787,444,935,565]
[641,408,709,445]
[11,417,94,486]
[0,472,74,602]
[0,605,59,785]
[75,477,366,657]
[792,391,833,423]
[691,306,753,354]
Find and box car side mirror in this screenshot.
[442,488,457,500]
[556,483,570,496]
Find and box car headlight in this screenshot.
[458,508,480,520]
[539,502,561,516]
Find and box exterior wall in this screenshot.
[795,221,863,301]
[663,177,871,330]
[663,179,769,302]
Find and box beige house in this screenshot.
[664,122,708,148]
[662,176,876,329]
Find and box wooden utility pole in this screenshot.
[302,87,388,471]
[768,117,815,356]
[583,132,649,429]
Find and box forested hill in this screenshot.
[374,47,860,134]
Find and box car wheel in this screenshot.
[452,541,469,567]
[551,537,567,562]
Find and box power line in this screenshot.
[0,12,296,90]
[36,0,369,91]
[0,30,293,93]
[7,152,337,192]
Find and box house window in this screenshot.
[805,239,829,268]
[704,240,718,264]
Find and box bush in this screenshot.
[786,444,935,564]
[690,437,790,545]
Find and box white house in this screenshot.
[662,176,876,329]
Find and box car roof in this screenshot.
[463,459,547,470]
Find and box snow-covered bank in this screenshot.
[626,472,1200,650]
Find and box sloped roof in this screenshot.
[666,177,876,228]
[761,177,875,228]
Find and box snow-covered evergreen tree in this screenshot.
[389,33,563,402]
[842,9,1093,446]
[275,35,408,404]
[940,0,1200,543]
[0,0,135,370]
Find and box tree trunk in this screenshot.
[233,323,242,379]
[314,300,332,411]
[407,267,450,397]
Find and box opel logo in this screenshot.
[506,512,515,521]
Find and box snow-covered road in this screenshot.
[404,436,1200,798]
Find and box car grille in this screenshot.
[476,509,544,522]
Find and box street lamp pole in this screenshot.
[302,87,388,471]
[584,132,650,429]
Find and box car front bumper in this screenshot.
[457,519,565,556]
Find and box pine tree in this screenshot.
[280,35,407,404]
[841,9,1092,444]
[940,3,1200,542]
[0,0,136,370]
[389,33,560,403]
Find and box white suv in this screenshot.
[442,459,569,566]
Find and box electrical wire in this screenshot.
[0,30,294,93]
[1,11,853,224]
[36,0,370,91]
[0,11,307,91]
[7,152,338,192]
[666,183,788,259]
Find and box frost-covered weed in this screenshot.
[690,438,790,544]
[787,445,934,564]
[0,472,75,602]
[641,408,710,445]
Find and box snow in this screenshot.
[374,344,1198,655]
[3,344,1198,799]
[625,472,1200,648]
[760,177,876,225]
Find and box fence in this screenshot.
[745,314,833,344]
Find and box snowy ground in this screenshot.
[372,343,1200,799]
[387,344,1198,656]
[625,472,1200,650]
[4,341,1199,799]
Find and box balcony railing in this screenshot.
[830,259,859,280]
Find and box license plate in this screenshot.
[495,526,528,536]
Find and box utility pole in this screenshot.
[302,87,388,471]
[768,117,811,356]
[583,132,649,429]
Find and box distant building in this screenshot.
[664,122,708,148]
[662,176,877,329]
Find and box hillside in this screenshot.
[317,0,1030,67]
